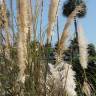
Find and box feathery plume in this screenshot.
[55,52,63,63]
[59,5,83,51]
[82,81,92,96]
[17,0,31,83]
[1,0,11,59]
[47,62,77,96]
[46,63,62,95]
[47,0,59,43]
[78,24,88,69]
[61,63,77,96]
[17,32,26,83]
[48,63,60,80]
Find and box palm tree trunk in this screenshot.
[74,17,78,43]
[74,16,79,54]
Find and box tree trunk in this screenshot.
[74,17,78,43]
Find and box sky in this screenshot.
[54,0,96,45]
[4,0,96,46]
[81,0,96,44]
[39,0,96,45]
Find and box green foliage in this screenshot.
[63,39,96,95]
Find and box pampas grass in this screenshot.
[78,24,88,69]
[1,0,10,45]
[17,32,26,83]
[1,0,11,59]
[46,4,88,96]
[47,0,59,43]
[0,1,95,96]
[17,0,30,83]
[47,61,77,96]
[82,81,92,96]
[46,63,61,95]
[62,63,77,96]
[40,0,44,47]
[59,5,84,51]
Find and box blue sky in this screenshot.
[5,0,96,45]
[40,0,96,45]
[56,0,96,45]
[81,0,96,44]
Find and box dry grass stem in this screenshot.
[59,5,84,53]
[47,0,59,43]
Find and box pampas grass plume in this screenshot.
[82,81,91,96]
[59,5,83,51]
[78,24,88,69]
[47,61,77,96]
[47,0,59,43]
[17,0,30,83]
[61,62,77,96]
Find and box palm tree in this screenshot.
[62,0,87,42]
[62,0,87,62]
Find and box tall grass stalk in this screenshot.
[47,0,59,44]
[47,62,77,96]
[59,5,83,53]
[78,24,88,69]
[10,0,15,43]
[17,0,30,83]
[82,81,92,96]
[1,0,11,59]
[40,0,44,47]
[33,0,40,46]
